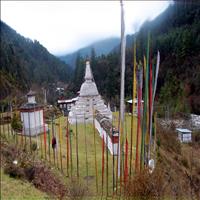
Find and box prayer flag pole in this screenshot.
[92,109,98,193]
[135,63,143,172]
[101,134,105,196]
[43,109,47,160]
[130,38,137,176]
[118,0,126,181]
[84,114,89,186]
[58,117,63,172]
[75,116,79,178]
[66,117,69,177]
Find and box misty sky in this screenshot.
[1,1,172,55]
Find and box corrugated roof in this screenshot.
[27,90,36,96]
[127,99,144,104]
[176,128,192,133]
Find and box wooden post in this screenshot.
[84,115,89,186]
[66,117,69,177]
[58,117,63,172]
[75,116,79,178]
[92,110,98,193]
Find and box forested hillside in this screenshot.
[0,21,72,100]
[59,37,120,69]
[70,1,200,114]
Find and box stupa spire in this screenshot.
[84,61,93,81]
[68,60,112,124]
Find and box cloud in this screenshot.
[1,1,171,55]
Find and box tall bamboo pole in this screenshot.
[75,116,79,178]
[111,117,115,195]
[135,64,143,172]
[21,112,25,148]
[92,109,98,193]
[124,138,128,185]
[39,111,43,158]
[55,119,59,169]
[43,109,47,160]
[118,0,126,186]
[7,111,10,138]
[66,117,69,177]
[58,117,63,172]
[141,33,150,168]
[130,39,137,176]
[69,124,73,178]
[84,115,89,186]
[101,134,105,196]
[28,111,32,152]
[52,116,55,166]
[106,121,109,197]
[47,123,51,163]
[33,104,39,154]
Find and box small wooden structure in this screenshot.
[95,110,118,155]
[57,97,78,114]
[20,90,47,136]
[126,98,144,114]
[176,128,192,143]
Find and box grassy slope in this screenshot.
[0,168,49,200]
[34,112,137,195]
[1,112,199,199]
[1,112,137,198]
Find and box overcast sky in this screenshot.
[1,1,172,56]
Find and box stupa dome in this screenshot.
[80,81,99,97]
[68,60,112,124]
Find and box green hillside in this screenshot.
[59,37,120,69]
[0,21,72,100]
[70,1,200,114]
[1,168,49,200]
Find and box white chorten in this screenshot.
[68,61,112,124]
[20,90,47,136]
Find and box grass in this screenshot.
[0,112,138,198]
[0,168,49,200]
[1,112,199,199]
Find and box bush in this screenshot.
[157,124,181,154]
[31,142,37,151]
[11,113,22,132]
[181,157,189,168]
[1,139,68,199]
[4,163,24,178]
[193,131,200,145]
[125,168,166,200]
[67,178,88,200]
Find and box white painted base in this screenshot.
[95,119,118,155]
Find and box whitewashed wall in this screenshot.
[95,119,118,155]
[21,109,45,136]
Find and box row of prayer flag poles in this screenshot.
[0,35,160,199]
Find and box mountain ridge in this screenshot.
[58,37,120,68]
[0,20,72,101]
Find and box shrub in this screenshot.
[11,113,22,132]
[125,168,166,200]
[181,158,189,168]
[31,142,37,151]
[157,124,181,154]
[67,178,88,200]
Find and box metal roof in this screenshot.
[20,103,43,110]
[127,99,144,104]
[57,97,78,104]
[176,128,192,133]
[27,90,36,96]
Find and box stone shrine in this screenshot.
[68,61,112,124]
[20,90,47,136]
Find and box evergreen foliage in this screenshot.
[70,1,200,114]
[0,21,72,100]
